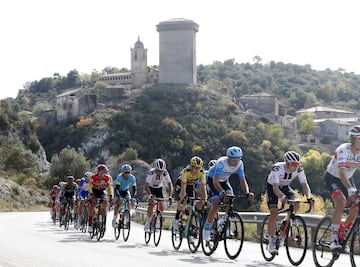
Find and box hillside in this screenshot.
[2,60,360,207]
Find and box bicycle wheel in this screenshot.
[260,215,276,262]
[100,215,106,238]
[187,212,201,253]
[81,208,88,233]
[171,219,183,250]
[224,213,244,259]
[350,222,360,267]
[64,208,70,230]
[52,208,56,225]
[312,216,336,267]
[285,215,307,266]
[145,221,151,245]
[96,216,104,241]
[201,219,218,256]
[153,213,163,247]
[122,210,131,241]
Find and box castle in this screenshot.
[98,37,159,89]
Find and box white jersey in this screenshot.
[214,156,245,182]
[145,168,172,188]
[267,162,307,186]
[327,143,360,179]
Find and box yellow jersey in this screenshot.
[180,166,206,186]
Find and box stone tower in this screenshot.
[131,37,148,88]
[156,18,199,84]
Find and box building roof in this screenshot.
[57,87,90,98]
[240,92,275,98]
[148,66,159,72]
[157,18,199,32]
[101,72,132,77]
[134,37,144,49]
[314,117,359,125]
[296,106,354,114]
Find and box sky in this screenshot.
[1,0,360,99]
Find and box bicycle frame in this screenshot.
[180,197,198,238]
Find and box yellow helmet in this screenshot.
[190,156,203,168]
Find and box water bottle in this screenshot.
[182,208,189,226]
[217,217,225,232]
[338,223,346,241]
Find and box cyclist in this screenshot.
[266,151,313,254]
[75,172,91,228]
[173,156,207,231]
[60,176,78,224]
[88,164,113,233]
[202,146,254,241]
[112,164,137,228]
[144,159,173,232]
[49,185,60,219]
[325,125,360,250]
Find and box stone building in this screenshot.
[239,92,280,121]
[156,18,199,85]
[98,38,159,89]
[56,87,96,121]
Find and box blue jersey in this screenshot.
[206,166,216,180]
[78,178,90,198]
[213,156,245,182]
[113,173,137,191]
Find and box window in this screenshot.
[134,51,137,60]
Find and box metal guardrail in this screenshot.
[135,207,324,239]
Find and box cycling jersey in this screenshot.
[113,173,136,191]
[213,156,245,182]
[267,162,307,186]
[326,143,360,179]
[62,182,78,195]
[89,173,113,195]
[180,166,206,186]
[146,168,171,188]
[206,166,216,179]
[78,179,90,199]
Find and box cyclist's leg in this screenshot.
[325,172,347,247]
[267,183,279,237]
[206,178,221,224]
[195,183,206,210]
[344,178,358,227]
[222,181,234,215]
[283,186,297,220]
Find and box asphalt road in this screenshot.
[0,212,358,267]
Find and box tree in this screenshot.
[66,69,80,88]
[253,55,262,64]
[48,147,90,186]
[297,113,315,136]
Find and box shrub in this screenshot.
[118,148,138,162]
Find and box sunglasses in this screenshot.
[290,162,300,168]
[124,172,130,174]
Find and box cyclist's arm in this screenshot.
[272,183,284,199]
[167,181,173,197]
[179,181,187,200]
[131,185,137,197]
[301,182,311,199]
[339,168,353,190]
[88,182,93,194]
[107,184,113,196]
[213,176,223,193]
[239,178,250,195]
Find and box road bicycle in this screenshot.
[90,197,107,241]
[260,200,312,266]
[78,198,89,233]
[201,195,244,259]
[313,193,360,267]
[61,197,74,231]
[114,197,137,242]
[144,197,171,246]
[50,199,57,225]
[172,196,205,253]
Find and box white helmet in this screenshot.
[349,125,360,137]
[284,151,301,163]
[154,158,166,171]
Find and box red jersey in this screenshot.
[89,173,112,192]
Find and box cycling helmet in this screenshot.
[121,164,132,172]
[67,175,74,181]
[84,171,92,179]
[59,181,64,187]
[284,151,301,163]
[190,156,203,168]
[154,158,166,171]
[227,146,243,158]
[76,178,81,184]
[97,164,108,173]
[208,160,217,168]
[349,125,360,137]
[53,185,59,190]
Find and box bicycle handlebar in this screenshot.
[279,200,313,213]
